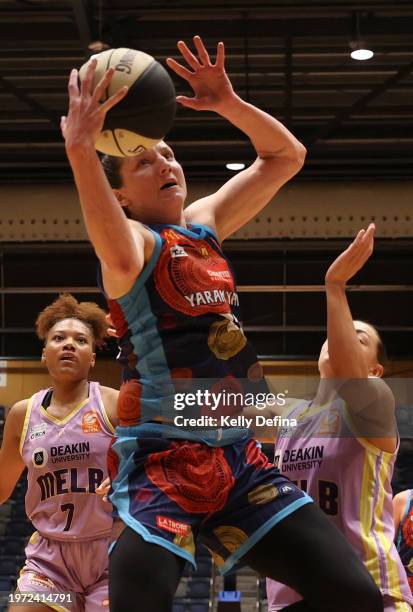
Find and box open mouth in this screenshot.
[160,181,177,190]
[60,354,76,362]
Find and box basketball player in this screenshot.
[266,225,413,611]
[394,490,413,595]
[0,294,118,612]
[62,37,382,611]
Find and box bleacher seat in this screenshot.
[172,602,186,612]
[0,577,11,592]
[190,601,209,612]
[8,521,32,537]
[175,577,188,598]
[188,578,210,599]
[193,559,212,578]
[0,504,12,519]
[0,557,20,577]
[11,504,27,520]
[2,538,24,556]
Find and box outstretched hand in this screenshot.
[325,223,375,287]
[96,476,111,503]
[61,59,128,152]
[166,35,235,113]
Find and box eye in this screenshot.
[53,334,63,342]
[77,337,87,344]
[138,158,150,166]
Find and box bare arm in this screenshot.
[62,60,144,297]
[0,400,26,504]
[167,37,306,241]
[393,490,409,535]
[100,386,119,428]
[325,226,375,379]
[324,224,397,451]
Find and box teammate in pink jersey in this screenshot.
[265,225,413,611]
[394,490,413,596]
[0,294,118,612]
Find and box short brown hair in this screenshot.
[36,294,108,347]
[358,320,388,373]
[101,154,123,189]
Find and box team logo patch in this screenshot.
[29,423,48,442]
[279,484,295,495]
[170,245,188,258]
[156,515,191,536]
[32,447,48,468]
[81,409,102,433]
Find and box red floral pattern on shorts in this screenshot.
[145,442,235,514]
[118,379,142,426]
[402,507,413,547]
[107,438,119,481]
[245,439,271,471]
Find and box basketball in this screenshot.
[78,48,176,157]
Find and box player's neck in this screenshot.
[49,379,90,410]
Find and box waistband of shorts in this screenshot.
[114,423,253,446]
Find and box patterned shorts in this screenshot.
[108,432,312,574]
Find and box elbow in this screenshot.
[295,142,307,166]
[261,142,306,176]
[287,142,306,170]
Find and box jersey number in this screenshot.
[61,503,74,531]
[292,479,339,516]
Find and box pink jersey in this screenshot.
[267,398,413,610]
[20,382,114,542]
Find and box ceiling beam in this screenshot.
[0,76,60,129]
[306,59,413,147]
[71,0,92,56]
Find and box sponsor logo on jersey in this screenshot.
[82,409,102,433]
[36,467,104,500]
[29,423,48,441]
[156,515,191,536]
[184,289,239,308]
[170,245,188,258]
[279,484,295,494]
[50,441,90,464]
[32,447,48,468]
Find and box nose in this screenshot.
[157,154,170,174]
[63,338,75,350]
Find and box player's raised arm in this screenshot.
[0,401,26,504]
[393,490,409,534]
[167,36,306,241]
[62,59,144,297]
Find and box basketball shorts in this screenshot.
[16,531,109,612]
[108,433,312,574]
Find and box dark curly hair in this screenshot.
[36,293,108,348]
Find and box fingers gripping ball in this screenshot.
[79,48,176,157]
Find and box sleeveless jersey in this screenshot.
[105,223,267,444]
[267,398,413,610]
[396,490,413,595]
[20,382,114,541]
